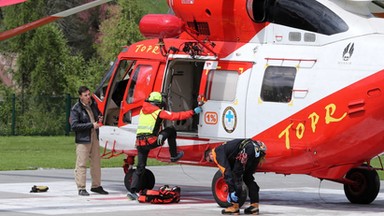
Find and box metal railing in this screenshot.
[0,94,76,136]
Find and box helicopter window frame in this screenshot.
[205,69,239,101]
[260,66,296,103]
[247,0,349,35]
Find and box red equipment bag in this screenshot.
[138,185,181,204]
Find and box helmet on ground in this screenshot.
[148,92,162,103]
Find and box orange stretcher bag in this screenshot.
[138,185,180,204]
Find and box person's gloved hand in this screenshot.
[227,192,238,203]
[194,106,202,114]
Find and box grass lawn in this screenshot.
[0,136,383,180]
[0,136,165,171]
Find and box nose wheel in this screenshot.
[124,168,155,192]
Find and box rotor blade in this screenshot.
[0,0,112,41]
[0,0,26,7]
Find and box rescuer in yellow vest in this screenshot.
[127,91,202,200]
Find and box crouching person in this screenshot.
[205,139,266,215]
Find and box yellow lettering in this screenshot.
[135,44,144,52]
[147,45,153,52]
[308,112,319,133]
[141,45,147,52]
[279,103,347,149]
[296,123,305,139]
[325,103,347,124]
[152,46,160,54]
[278,123,294,149]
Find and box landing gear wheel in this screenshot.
[343,167,380,204]
[124,168,155,192]
[211,170,247,207]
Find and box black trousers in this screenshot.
[131,127,177,193]
[243,170,260,203]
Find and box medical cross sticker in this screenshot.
[222,106,237,133]
[226,111,234,122]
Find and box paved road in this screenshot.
[0,165,383,216]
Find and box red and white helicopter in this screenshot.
[94,0,384,206]
[1,0,384,207]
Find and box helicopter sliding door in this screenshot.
[162,59,204,134]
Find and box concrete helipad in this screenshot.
[0,165,383,215]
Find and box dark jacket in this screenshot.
[213,139,261,194]
[70,98,101,144]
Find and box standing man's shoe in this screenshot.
[91,186,109,194]
[78,189,90,196]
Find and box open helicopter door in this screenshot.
[117,60,160,127]
[162,58,205,136]
[95,58,160,150]
[198,61,253,139]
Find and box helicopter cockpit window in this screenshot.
[110,60,134,106]
[205,70,238,101]
[247,0,348,35]
[94,60,116,101]
[260,66,296,103]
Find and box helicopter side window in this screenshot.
[260,66,296,103]
[205,70,238,101]
[247,0,348,35]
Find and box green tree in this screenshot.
[0,0,47,51]
[64,56,108,95]
[51,0,109,61]
[96,0,146,63]
[0,84,14,135]
[17,23,80,96]
[0,0,49,97]
[14,23,84,135]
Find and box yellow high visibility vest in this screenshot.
[136,109,161,135]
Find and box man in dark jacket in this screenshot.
[127,91,202,200]
[70,86,108,196]
[205,139,266,215]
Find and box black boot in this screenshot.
[170,151,184,162]
[244,203,259,215]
